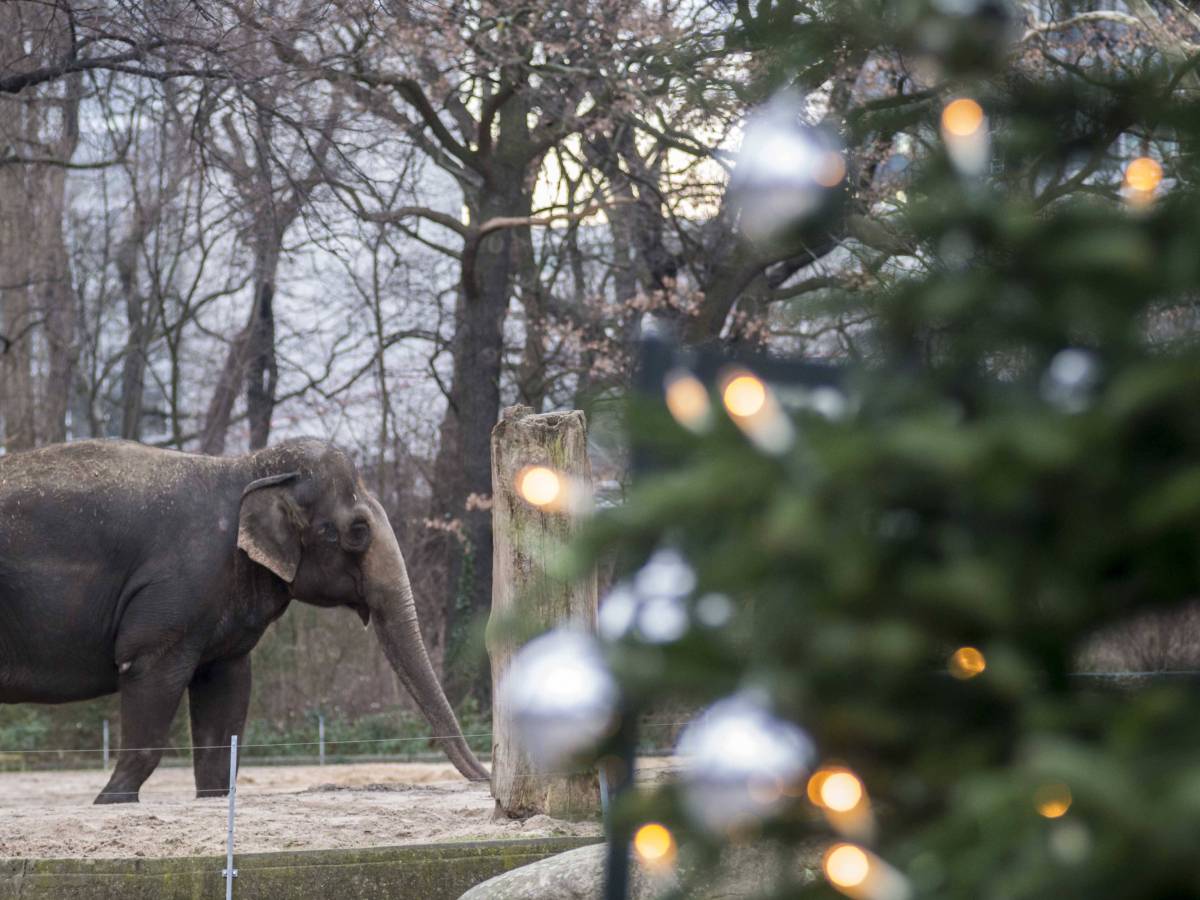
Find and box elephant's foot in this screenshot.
[94,789,138,805]
[195,787,230,799]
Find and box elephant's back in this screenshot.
[0,440,240,568]
[0,439,226,499]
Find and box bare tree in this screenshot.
[197,59,345,454]
[0,3,82,450]
[247,0,694,699]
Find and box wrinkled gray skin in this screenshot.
[0,439,488,803]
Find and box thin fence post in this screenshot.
[598,764,610,822]
[223,734,238,900]
[319,714,325,766]
[101,720,109,770]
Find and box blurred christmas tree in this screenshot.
[535,0,1200,897]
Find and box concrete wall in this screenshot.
[0,837,601,900]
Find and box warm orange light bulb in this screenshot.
[634,822,675,863]
[1125,156,1163,193]
[824,843,871,889]
[723,375,767,417]
[518,466,562,507]
[942,98,984,138]
[949,646,986,679]
[665,372,711,429]
[821,771,866,812]
[1034,783,1072,819]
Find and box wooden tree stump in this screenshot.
[487,405,600,820]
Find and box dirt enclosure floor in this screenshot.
[0,761,610,859]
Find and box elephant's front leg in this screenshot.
[188,655,251,798]
[96,661,194,804]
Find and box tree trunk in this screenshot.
[119,278,149,440]
[200,240,280,456]
[116,214,152,440]
[487,405,599,820]
[429,93,537,707]
[0,6,77,451]
[37,161,79,444]
[0,170,37,450]
[36,69,81,444]
[0,123,36,451]
[429,201,518,704]
[200,321,252,456]
[245,279,278,450]
[516,228,547,410]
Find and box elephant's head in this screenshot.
[236,440,489,782]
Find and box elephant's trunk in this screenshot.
[362,497,490,782]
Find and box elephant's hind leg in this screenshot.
[96,660,194,804]
[188,655,251,798]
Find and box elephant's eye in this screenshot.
[317,522,339,543]
[345,519,371,552]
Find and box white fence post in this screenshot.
[223,734,238,899]
[318,714,325,766]
[101,720,109,769]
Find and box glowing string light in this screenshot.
[941,98,984,137]
[633,822,675,864]
[664,369,713,432]
[716,367,795,455]
[948,646,986,680]
[809,765,875,841]
[1034,783,1072,819]
[823,843,913,900]
[517,466,562,508]
[821,771,866,812]
[825,843,871,889]
[1125,156,1162,193]
[723,375,767,418]
[940,98,989,176]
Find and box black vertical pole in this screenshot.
[602,324,844,898]
[602,325,672,900]
[602,716,638,900]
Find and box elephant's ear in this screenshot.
[238,472,303,583]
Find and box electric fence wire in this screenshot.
[0,720,689,758]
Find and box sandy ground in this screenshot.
[0,761,616,859]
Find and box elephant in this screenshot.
[0,438,489,803]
